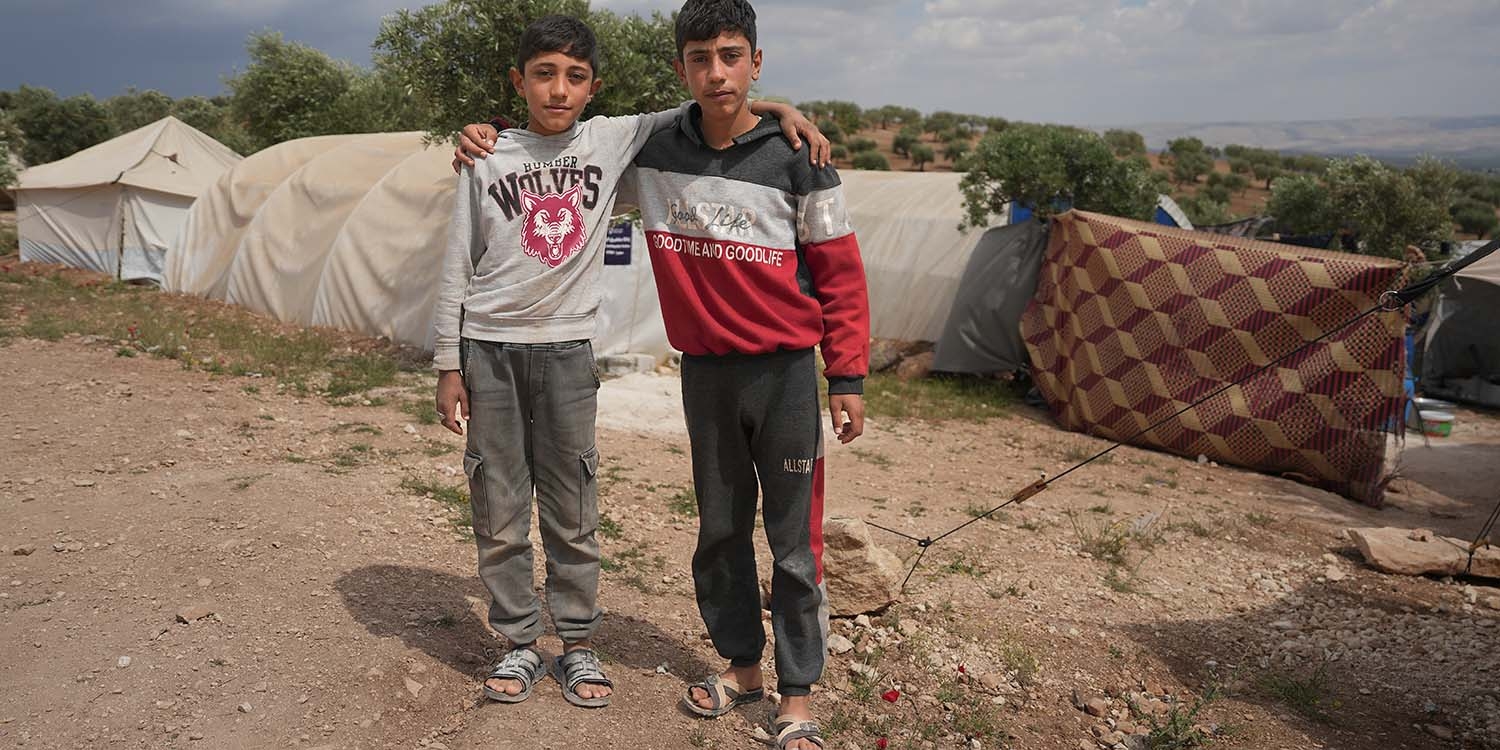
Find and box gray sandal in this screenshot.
[682,674,765,717]
[555,648,613,708]
[482,646,546,703]
[768,715,825,749]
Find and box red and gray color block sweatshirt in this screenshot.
[626,106,871,393]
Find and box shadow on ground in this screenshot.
[334,564,712,680]
[1127,579,1494,749]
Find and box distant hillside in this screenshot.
[1125,115,1500,171]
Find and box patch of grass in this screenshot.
[666,444,685,456]
[1018,517,1046,532]
[22,312,66,341]
[666,487,698,518]
[401,398,440,426]
[1088,503,1114,515]
[1132,683,1223,749]
[399,475,471,534]
[905,503,927,518]
[942,556,981,578]
[999,640,1039,686]
[598,513,623,539]
[115,345,136,357]
[1108,645,1125,659]
[330,422,382,436]
[1069,511,1163,566]
[849,448,892,469]
[1145,474,1180,490]
[325,353,398,398]
[421,439,457,457]
[1168,518,1216,538]
[862,372,1015,422]
[1104,565,1144,594]
[229,473,270,491]
[0,262,421,395]
[1245,511,1276,528]
[963,504,1005,522]
[1259,665,1337,722]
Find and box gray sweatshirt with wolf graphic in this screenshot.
[432,106,686,371]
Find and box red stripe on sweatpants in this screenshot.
[810,456,826,584]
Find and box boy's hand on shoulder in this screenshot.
[781,111,830,169]
[830,394,864,444]
[436,370,470,435]
[451,124,499,173]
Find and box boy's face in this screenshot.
[673,31,761,121]
[510,50,603,137]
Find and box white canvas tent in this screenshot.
[167,137,1005,358]
[16,116,241,284]
[840,171,1003,342]
[166,132,670,361]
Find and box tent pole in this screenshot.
[117,189,127,281]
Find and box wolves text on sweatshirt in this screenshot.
[432,106,686,371]
[626,106,871,394]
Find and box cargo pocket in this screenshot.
[463,450,490,538]
[578,446,599,536]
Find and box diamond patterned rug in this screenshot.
[1022,211,1407,505]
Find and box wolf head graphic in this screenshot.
[520,185,587,268]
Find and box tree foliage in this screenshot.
[1267,156,1456,258]
[943,137,969,163]
[1165,137,1213,185]
[1103,129,1146,157]
[376,0,682,139]
[797,100,862,136]
[6,86,113,165]
[1452,199,1499,239]
[909,143,934,171]
[960,123,1157,228]
[892,131,917,157]
[107,88,174,134]
[847,137,877,154]
[852,151,889,171]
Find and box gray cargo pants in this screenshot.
[462,338,602,646]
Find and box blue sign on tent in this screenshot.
[605,223,632,265]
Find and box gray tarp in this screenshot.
[1419,248,1500,407]
[932,219,1049,374]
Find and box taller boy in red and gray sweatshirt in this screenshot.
[628,104,870,697]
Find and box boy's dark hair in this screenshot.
[517,14,599,75]
[674,0,757,59]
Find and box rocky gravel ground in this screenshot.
[2,332,1498,750]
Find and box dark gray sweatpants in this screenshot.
[462,338,602,646]
[682,348,829,696]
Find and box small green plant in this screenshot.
[1088,503,1114,515]
[229,473,270,491]
[1259,665,1337,722]
[22,313,66,341]
[1104,565,1144,594]
[667,487,698,517]
[115,346,136,358]
[666,444,685,456]
[401,398,440,425]
[1108,645,1125,659]
[399,475,471,534]
[1134,678,1230,747]
[1168,518,1215,538]
[850,448,892,469]
[1245,511,1276,528]
[905,503,927,518]
[999,640,1039,686]
[598,513,623,539]
[942,556,980,578]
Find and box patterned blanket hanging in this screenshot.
[1022,211,1406,505]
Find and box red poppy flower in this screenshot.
[876,738,889,749]
[881,689,901,703]
[958,665,967,674]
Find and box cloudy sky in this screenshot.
[2,0,1497,126]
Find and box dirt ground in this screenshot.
[2,329,1499,749]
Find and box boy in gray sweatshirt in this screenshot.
[434,14,825,708]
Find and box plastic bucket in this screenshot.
[1418,410,1455,438]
